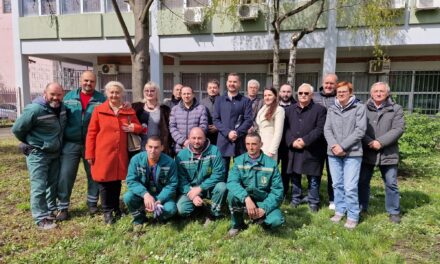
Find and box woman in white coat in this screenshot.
[256,87,285,161]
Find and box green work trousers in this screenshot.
[58,141,99,210]
[26,150,59,224]
[227,193,284,229]
[176,182,227,217]
[123,191,177,224]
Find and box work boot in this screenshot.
[37,218,57,230]
[88,204,99,215]
[56,209,69,221]
[104,212,115,225]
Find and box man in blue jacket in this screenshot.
[213,73,253,176]
[175,127,226,224]
[12,82,67,230]
[226,132,284,237]
[124,136,178,227]
[56,71,106,220]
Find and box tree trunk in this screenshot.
[131,1,149,102]
[287,34,299,87]
[272,26,280,90]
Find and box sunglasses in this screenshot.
[298,92,310,96]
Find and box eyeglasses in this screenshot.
[298,92,310,96]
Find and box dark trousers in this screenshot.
[291,173,322,206]
[278,151,291,197]
[325,156,334,202]
[223,157,232,179]
[98,180,121,213]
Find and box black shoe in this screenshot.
[104,212,115,225]
[56,209,69,221]
[47,211,57,221]
[309,204,319,213]
[389,214,401,224]
[300,196,309,204]
[290,202,300,208]
[88,204,99,215]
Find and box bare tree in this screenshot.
[112,0,153,101]
[271,0,324,89]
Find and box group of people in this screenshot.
[12,70,404,235]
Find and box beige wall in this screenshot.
[0,9,14,89]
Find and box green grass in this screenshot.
[1,137,439,263]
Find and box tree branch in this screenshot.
[112,0,136,55]
[139,0,154,24]
[292,0,325,46]
[278,0,321,24]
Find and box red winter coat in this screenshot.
[85,101,142,182]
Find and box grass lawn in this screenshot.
[1,137,439,263]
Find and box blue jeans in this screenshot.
[328,156,361,222]
[359,163,400,215]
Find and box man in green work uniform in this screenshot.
[175,127,226,224]
[12,82,67,230]
[226,132,284,237]
[57,71,106,220]
[123,136,178,226]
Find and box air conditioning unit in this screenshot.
[99,64,118,75]
[267,63,287,75]
[415,0,440,10]
[369,60,391,74]
[183,7,205,26]
[390,0,406,9]
[237,4,259,20]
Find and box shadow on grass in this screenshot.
[361,187,430,219]
[0,144,20,155]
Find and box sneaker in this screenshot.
[104,212,115,225]
[37,218,57,230]
[227,228,242,238]
[344,219,358,230]
[328,202,335,210]
[203,217,213,228]
[88,204,99,215]
[56,210,69,221]
[389,214,401,224]
[309,204,319,213]
[330,214,344,223]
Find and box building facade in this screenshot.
[11,0,440,114]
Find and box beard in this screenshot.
[48,101,61,108]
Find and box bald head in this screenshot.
[322,73,338,95]
[189,127,206,151]
[80,70,96,94]
[44,82,64,108]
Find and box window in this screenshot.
[41,0,56,15]
[161,0,184,10]
[22,0,38,16]
[187,0,209,8]
[84,0,101,13]
[182,73,222,101]
[61,0,80,14]
[106,0,130,12]
[3,0,11,13]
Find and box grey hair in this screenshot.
[105,81,125,94]
[298,83,314,93]
[247,79,260,89]
[143,81,161,103]
[371,82,391,93]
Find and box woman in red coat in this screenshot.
[86,81,142,224]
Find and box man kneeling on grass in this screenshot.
[123,136,178,228]
[226,132,284,237]
[175,127,226,225]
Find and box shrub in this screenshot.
[399,112,440,159]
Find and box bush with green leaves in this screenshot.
[399,112,440,177]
